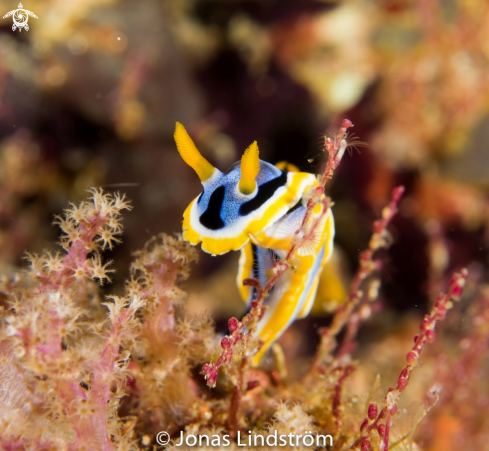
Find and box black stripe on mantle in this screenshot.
[239,171,288,216]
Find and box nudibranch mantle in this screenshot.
[175,122,317,255]
[182,162,316,255]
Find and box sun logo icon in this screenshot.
[3,3,38,32]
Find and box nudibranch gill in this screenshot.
[174,122,335,365]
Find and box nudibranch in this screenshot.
[175,122,335,365]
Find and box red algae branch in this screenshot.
[349,269,468,451]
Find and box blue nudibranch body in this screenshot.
[174,122,334,364]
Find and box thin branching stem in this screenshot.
[349,269,468,450]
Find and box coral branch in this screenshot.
[333,364,356,433]
[349,269,468,450]
[227,357,248,434]
[334,186,405,358]
[1,189,134,450]
[332,185,405,338]
[311,186,404,373]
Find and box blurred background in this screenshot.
[1,0,488,352]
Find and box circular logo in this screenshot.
[13,9,27,27]
[156,431,170,446]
